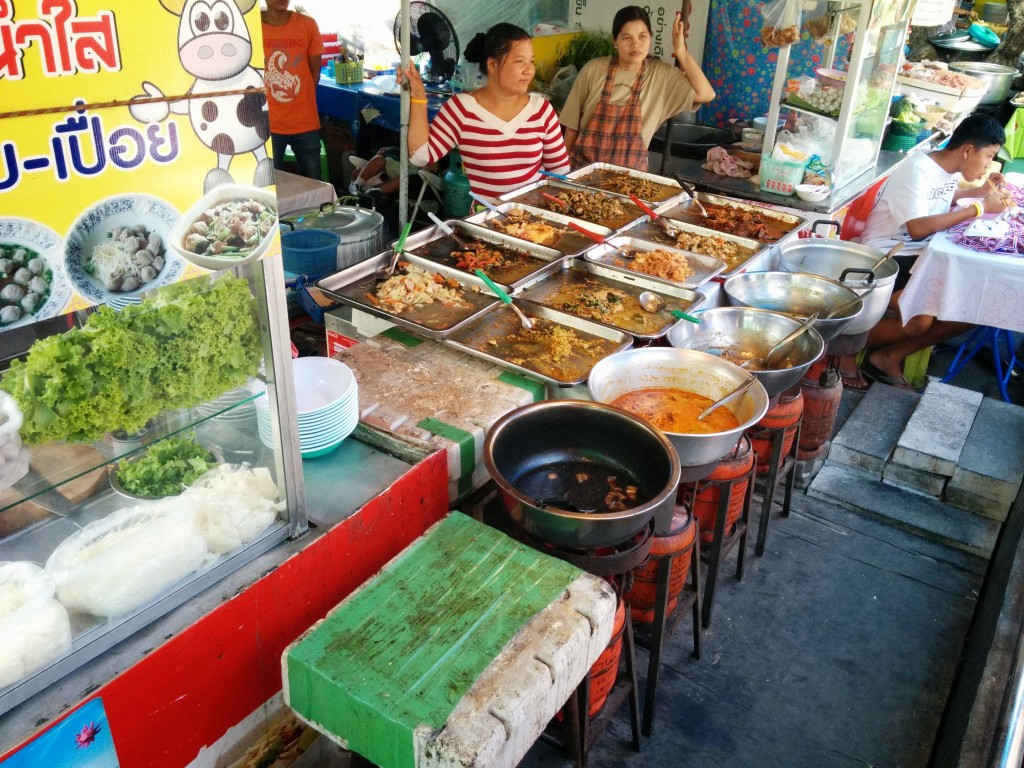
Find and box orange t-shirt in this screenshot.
[261,11,324,135]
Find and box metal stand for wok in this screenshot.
[748,418,802,557]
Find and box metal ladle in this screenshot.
[824,284,874,319]
[869,242,903,273]
[637,291,702,324]
[740,313,818,370]
[697,374,758,422]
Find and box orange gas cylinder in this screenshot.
[749,389,804,473]
[625,505,696,626]
[799,369,842,458]
[587,596,625,716]
[691,436,754,545]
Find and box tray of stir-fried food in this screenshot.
[500,180,644,231]
[517,260,705,340]
[444,301,632,386]
[399,219,567,289]
[316,252,501,340]
[583,235,727,290]
[653,192,808,244]
[566,162,687,205]
[464,202,614,257]
[620,216,767,276]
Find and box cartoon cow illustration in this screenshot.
[130,0,273,192]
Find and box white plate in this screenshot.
[170,184,277,272]
[64,195,184,309]
[0,218,72,330]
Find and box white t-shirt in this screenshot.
[860,153,960,255]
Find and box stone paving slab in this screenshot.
[945,486,1012,522]
[808,463,999,558]
[946,397,1024,514]
[830,383,921,477]
[883,461,949,497]
[892,382,982,477]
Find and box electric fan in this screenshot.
[393,2,460,86]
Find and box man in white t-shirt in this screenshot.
[857,113,1007,388]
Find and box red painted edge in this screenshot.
[2,452,450,768]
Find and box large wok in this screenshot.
[484,400,681,548]
[777,239,898,336]
[587,347,769,469]
[667,307,825,397]
[722,271,862,342]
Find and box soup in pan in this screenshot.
[611,387,740,435]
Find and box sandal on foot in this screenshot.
[860,359,913,390]
[840,369,872,393]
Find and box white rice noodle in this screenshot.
[46,501,208,618]
[190,464,285,554]
[0,562,71,689]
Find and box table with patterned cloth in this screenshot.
[899,231,1024,333]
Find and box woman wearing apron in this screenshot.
[560,6,715,171]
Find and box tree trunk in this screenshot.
[988,0,1024,67]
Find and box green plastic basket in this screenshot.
[760,156,807,196]
[882,132,923,152]
[334,60,363,85]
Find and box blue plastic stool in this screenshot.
[940,326,1023,402]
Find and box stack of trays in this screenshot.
[254,357,359,459]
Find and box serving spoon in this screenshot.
[474,269,534,330]
[428,211,470,249]
[637,291,702,324]
[869,241,903,273]
[629,195,673,233]
[373,221,413,282]
[697,374,758,422]
[740,313,818,370]
[824,285,874,319]
[565,221,636,261]
[469,191,510,222]
[675,178,708,218]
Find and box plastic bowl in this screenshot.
[169,184,277,271]
[795,184,831,202]
[815,68,848,88]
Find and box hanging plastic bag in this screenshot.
[548,65,578,111]
[759,0,802,48]
[802,0,831,44]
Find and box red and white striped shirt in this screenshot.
[415,93,571,200]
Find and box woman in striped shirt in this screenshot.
[399,23,571,201]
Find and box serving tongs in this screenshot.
[629,194,673,233]
[469,191,510,222]
[565,221,635,261]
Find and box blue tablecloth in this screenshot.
[316,76,447,135]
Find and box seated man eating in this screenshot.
[857,112,1009,388]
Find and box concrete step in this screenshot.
[891,381,983,478]
[807,463,1000,558]
[829,382,921,479]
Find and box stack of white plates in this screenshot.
[253,358,358,459]
[195,384,258,423]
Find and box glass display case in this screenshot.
[761,0,915,189]
[0,257,306,717]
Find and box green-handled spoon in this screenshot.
[637,291,701,324]
[375,221,413,282]
[474,269,534,330]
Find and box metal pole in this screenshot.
[398,0,411,231]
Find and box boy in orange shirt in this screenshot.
[262,0,324,180]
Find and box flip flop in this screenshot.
[860,358,914,390]
[840,369,872,393]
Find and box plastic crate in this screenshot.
[334,60,363,85]
[760,156,807,196]
[294,275,339,324]
[282,229,340,281]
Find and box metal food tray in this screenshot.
[499,180,645,232]
[400,219,567,289]
[316,252,501,341]
[517,259,705,341]
[566,162,687,205]
[583,235,726,290]
[444,301,633,387]
[620,217,766,277]
[654,193,808,246]
[463,202,612,258]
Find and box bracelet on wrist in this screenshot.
[410,97,427,104]
[972,201,984,218]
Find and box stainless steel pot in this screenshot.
[949,62,1020,106]
[484,400,681,548]
[722,271,862,342]
[777,239,898,335]
[587,347,769,469]
[281,202,385,272]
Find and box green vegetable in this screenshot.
[556,30,617,73]
[1,273,262,444]
[116,434,217,497]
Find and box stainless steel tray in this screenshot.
[517,259,705,340]
[620,217,766,277]
[444,300,633,386]
[399,219,567,289]
[567,162,688,206]
[584,235,726,290]
[463,202,611,258]
[499,180,645,232]
[654,192,808,246]
[316,252,500,340]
